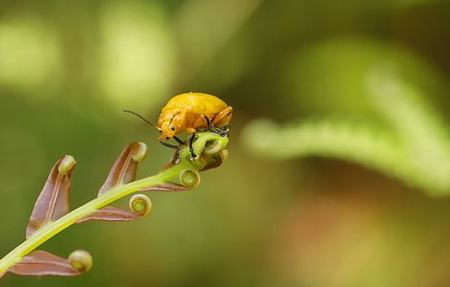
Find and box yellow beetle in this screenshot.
[157,92,232,160]
[157,92,233,141]
[124,92,232,161]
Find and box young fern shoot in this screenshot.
[0,131,229,278]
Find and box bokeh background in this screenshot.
[1,0,449,286]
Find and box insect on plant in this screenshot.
[125,92,233,162]
[0,95,230,279]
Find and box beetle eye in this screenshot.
[170,127,176,131]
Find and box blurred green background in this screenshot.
[1,0,449,286]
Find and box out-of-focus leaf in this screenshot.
[242,119,406,171]
[99,1,175,110]
[0,16,62,89]
[367,68,450,193]
[76,206,141,223]
[26,155,76,238]
[241,113,450,194]
[8,250,80,277]
[98,142,147,196]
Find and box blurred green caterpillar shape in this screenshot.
[242,67,450,195]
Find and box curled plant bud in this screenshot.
[58,155,76,175]
[179,169,201,188]
[129,194,152,216]
[131,142,147,162]
[68,250,92,273]
[203,140,224,155]
[201,149,228,171]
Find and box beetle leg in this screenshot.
[160,140,178,149]
[160,140,181,164]
[188,133,198,161]
[219,125,230,137]
[172,149,181,164]
[203,114,227,137]
[203,114,221,133]
[203,115,214,130]
[173,135,186,145]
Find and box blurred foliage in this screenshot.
[242,43,450,194]
[0,0,449,286]
[98,1,176,109]
[0,15,61,91]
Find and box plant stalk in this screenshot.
[0,131,226,274]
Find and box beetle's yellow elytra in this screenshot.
[157,92,233,141]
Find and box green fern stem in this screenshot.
[0,132,227,274]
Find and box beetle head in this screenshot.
[159,121,177,141]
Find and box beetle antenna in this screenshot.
[123,110,160,130]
